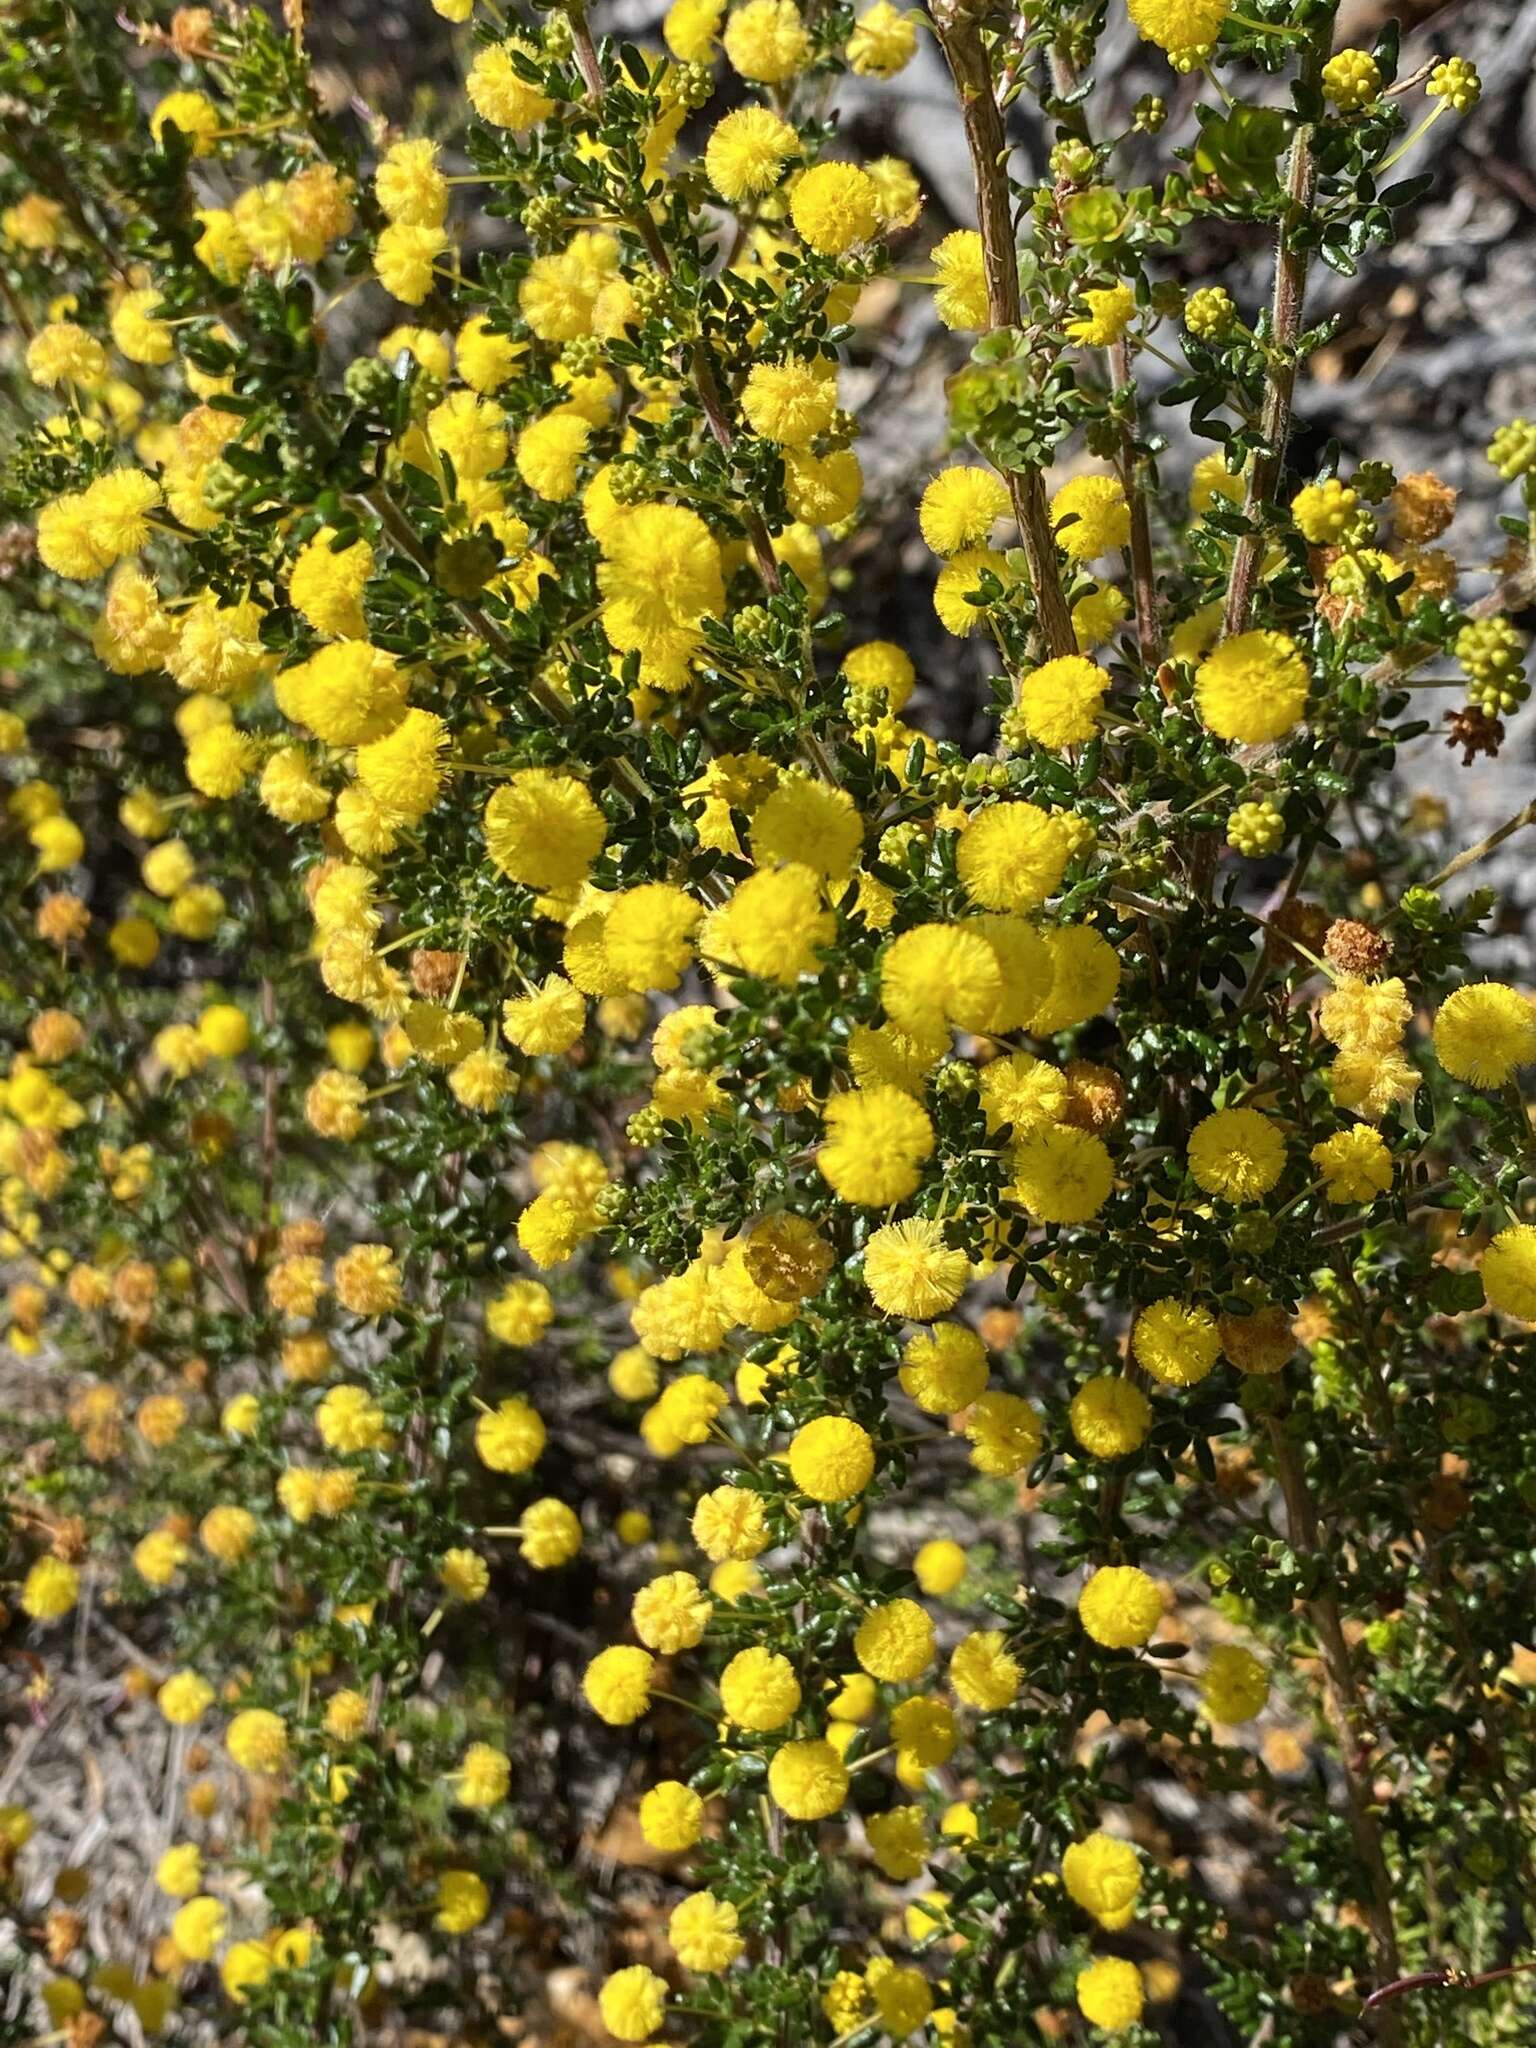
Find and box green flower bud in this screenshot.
[1350,459,1395,503]
[1227,798,1285,858]
[844,681,887,725]
[1049,139,1097,185]
[1488,418,1536,482]
[1185,286,1237,341]
[677,61,714,108]
[408,371,445,419]
[1456,615,1529,716]
[521,192,566,245]
[199,459,245,514]
[678,1026,723,1070]
[1239,1374,1286,1418]
[1440,1393,1494,1443]
[878,821,922,865]
[732,604,773,649]
[542,12,575,60]
[560,336,602,378]
[629,269,670,317]
[607,460,652,506]
[342,355,399,409]
[933,1058,976,1102]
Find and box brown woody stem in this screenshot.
[931,0,1075,659]
[1108,336,1160,669]
[1222,116,1318,637]
[1266,1417,1404,2042]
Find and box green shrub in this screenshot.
[2,3,1535,2045]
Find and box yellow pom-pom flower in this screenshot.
[632,1571,713,1653]
[1194,631,1309,744]
[1069,1376,1152,1458]
[1311,1125,1393,1203]
[226,1707,288,1773]
[720,1645,802,1728]
[1186,1106,1286,1203]
[854,1598,936,1681]
[662,1892,741,1977]
[1008,1125,1114,1225]
[931,230,988,329]
[1063,1832,1141,1926]
[950,1629,1021,1709]
[863,1217,970,1319]
[788,1414,876,1501]
[467,42,555,129]
[599,1966,668,2043]
[582,1645,656,1724]
[1200,1644,1268,1723]
[1050,473,1130,561]
[819,1086,934,1205]
[1131,1299,1220,1387]
[705,107,801,200]
[1432,982,1536,1088]
[914,1538,967,1596]
[1016,655,1111,749]
[768,1737,849,1818]
[956,801,1070,912]
[1066,283,1136,347]
[20,1555,79,1620]
[1078,1565,1162,1649]
[640,1780,705,1851]
[918,467,1011,556]
[847,0,917,73]
[1482,1223,1536,1322]
[790,161,880,255]
[741,357,837,447]
[474,1396,546,1473]
[723,0,811,81]
[1075,1954,1145,2030]
[899,1322,988,1413]
[435,1870,490,1934]
[962,1391,1043,1477]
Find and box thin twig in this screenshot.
[1425,799,1536,892]
[357,482,656,812]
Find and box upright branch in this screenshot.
[1108,336,1161,670]
[931,0,1076,658]
[1267,1417,1405,2044]
[1223,37,1333,638]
